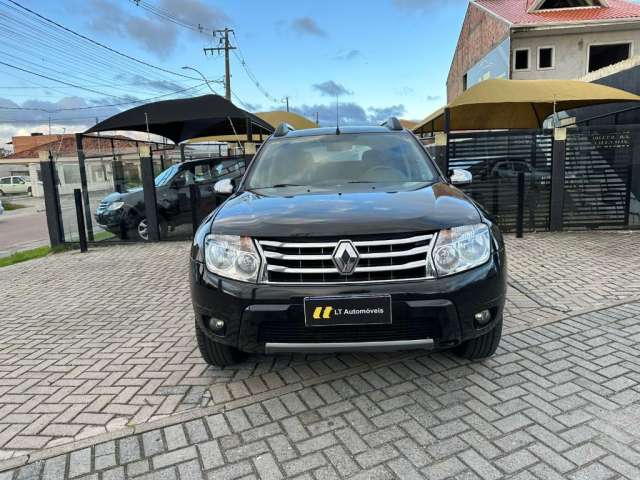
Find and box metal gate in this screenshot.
[564,127,636,229]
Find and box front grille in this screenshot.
[258,232,435,284]
[258,315,441,344]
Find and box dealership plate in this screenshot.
[304,295,392,327]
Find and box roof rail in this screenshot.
[274,122,295,137]
[381,117,403,131]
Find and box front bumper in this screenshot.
[190,249,507,354]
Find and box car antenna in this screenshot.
[335,96,341,135]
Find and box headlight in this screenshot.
[204,234,261,282]
[431,223,491,277]
[107,201,125,211]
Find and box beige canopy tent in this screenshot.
[413,79,640,134]
[187,111,317,143]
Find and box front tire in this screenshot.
[454,317,502,360]
[195,318,244,367]
[133,217,168,241]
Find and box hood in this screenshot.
[101,187,143,204]
[211,182,482,237]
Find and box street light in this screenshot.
[182,66,220,95]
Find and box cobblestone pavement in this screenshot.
[4,300,640,479]
[0,231,639,466]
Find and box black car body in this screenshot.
[95,157,247,240]
[190,121,507,366]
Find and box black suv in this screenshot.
[96,157,246,240]
[190,119,506,366]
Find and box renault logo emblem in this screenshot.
[332,240,360,275]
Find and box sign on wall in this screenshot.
[466,38,510,89]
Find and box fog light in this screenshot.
[209,318,225,331]
[474,310,491,326]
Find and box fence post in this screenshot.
[190,183,200,235]
[549,127,567,231]
[75,134,95,241]
[443,107,451,174]
[140,147,160,242]
[40,153,64,247]
[73,189,88,252]
[516,172,525,238]
[434,132,448,175]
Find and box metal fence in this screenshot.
[446,125,640,233]
[41,134,252,247]
[448,130,553,233]
[40,125,640,250]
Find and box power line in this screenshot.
[0,83,208,113]
[3,0,202,81]
[231,31,284,106]
[127,0,284,107]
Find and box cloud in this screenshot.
[368,105,407,123]
[334,49,362,61]
[291,17,327,37]
[313,81,353,97]
[116,74,184,93]
[88,0,228,58]
[425,95,442,101]
[292,102,407,126]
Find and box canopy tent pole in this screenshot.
[444,107,451,174]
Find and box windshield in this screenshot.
[245,132,439,189]
[154,164,179,187]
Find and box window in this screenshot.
[245,133,439,189]
[463,73,468,91]
[514,49,530,71]
[537,0,604,8]
[13,177,25,184]
[0,177,11,185]
[589,43,631,72]
[538,47,555,69]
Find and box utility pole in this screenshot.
[284,96,290,112]
[203,28,236,101]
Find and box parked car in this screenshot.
[0,199,4,215]
[95,157,246,241]
[190,118,507,366]
[491,160,550,184]
[0,176,32,196]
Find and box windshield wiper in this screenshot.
[268,183,305,188]
[347,181,377,184]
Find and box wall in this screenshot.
[447,3,510,102]
[511,26,640,80]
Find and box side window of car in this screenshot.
[0,177,10,184]
[14,177,25,184]
[194,165,213,183]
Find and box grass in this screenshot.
[0,245,67,268]
[2,201,27,211]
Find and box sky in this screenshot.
[0,0,469,147]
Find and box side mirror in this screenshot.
[214,178,235,195]
[449,169,472,186]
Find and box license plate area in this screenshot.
[304,295,392,327]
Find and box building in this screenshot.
[0,134,142,197]
[448,0,640,102]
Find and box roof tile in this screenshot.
[475,0,640,25]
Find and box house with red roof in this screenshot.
[448,0,640,101]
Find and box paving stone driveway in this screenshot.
[0,231,639,476]
[5,300,640,480]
